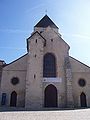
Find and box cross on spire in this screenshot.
[45,10,47,15]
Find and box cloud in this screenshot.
[62,33,90,40]
[0,28,31,34]
[25,4,45,13]
[71,34,90,40]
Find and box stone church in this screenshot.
[0,15,90,110]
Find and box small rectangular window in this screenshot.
[1,93,6,105]
[35,39,37,43]
[44,41,46,47]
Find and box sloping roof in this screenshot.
[0,60,4,62]
[34,15,58,29]
[4,53,28,67]
[69,56,90,69]
[27,31,46,41]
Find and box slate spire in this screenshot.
[34,15,58,29]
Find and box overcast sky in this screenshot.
[0,0,90,66]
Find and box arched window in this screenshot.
[10,91,17,107]
[43,53,56,77]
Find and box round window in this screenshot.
[78,79,86,87]
[11,77,19,85]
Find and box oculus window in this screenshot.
[11,77,19,85]
[78,79,86,87]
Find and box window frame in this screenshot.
[43,53,56,77]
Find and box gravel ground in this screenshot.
[0,109,90,120]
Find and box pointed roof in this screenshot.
[34,15,58,29]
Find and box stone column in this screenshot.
[64,57,74,108]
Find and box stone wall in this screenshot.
[70,57,90,107]
[0,54,28,107]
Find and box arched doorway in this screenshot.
[10,91,17,107]
[80,92,87,107]
[44,84,57,107]
[43,53,56,77]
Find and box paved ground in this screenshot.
[0,109,90,120]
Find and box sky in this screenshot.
[0,0,90,66]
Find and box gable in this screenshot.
[27,31,46,52]
[3,54,28,71]
[69,56,90,72]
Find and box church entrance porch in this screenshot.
[44,84,57,107]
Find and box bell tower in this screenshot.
[25,15,70,109]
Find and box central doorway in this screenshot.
[44,84,57,107]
